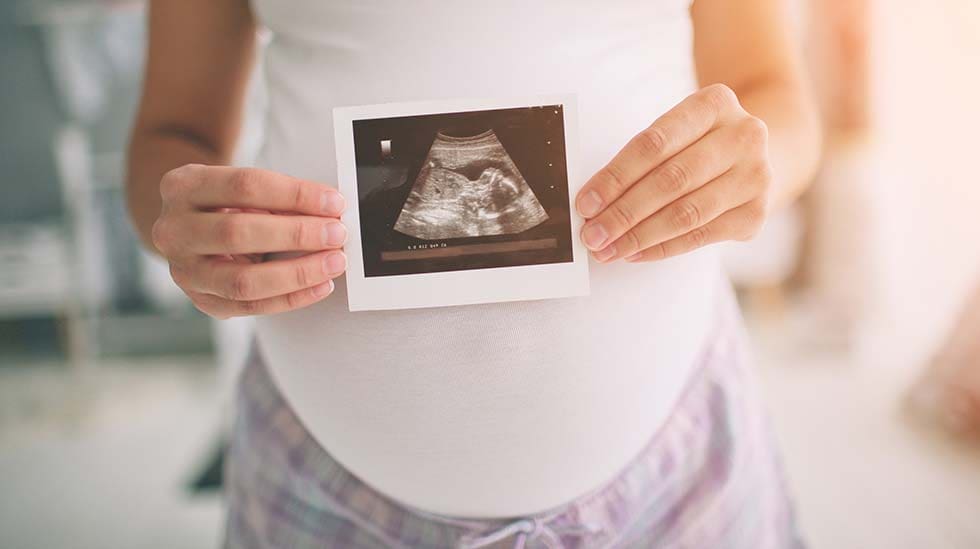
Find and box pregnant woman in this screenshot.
[127,1,820,547]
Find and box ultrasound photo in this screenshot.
[353,105,574,277]
[334,96,588,311]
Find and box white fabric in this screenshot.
[250,0,722,518]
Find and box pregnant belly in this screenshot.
[254,252,721,517]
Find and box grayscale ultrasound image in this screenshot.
[353,105,573,278]
[393,130,549,240]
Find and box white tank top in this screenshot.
[250,0,722,518]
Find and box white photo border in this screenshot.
[333,94,590,312]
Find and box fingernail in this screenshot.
[624,252,642,262]
[593,245,617,262]
[577,190,603,218]
[312,279,334,297]
[325,252,347,274]
[322,222,347,247]
[581,223,608,250]
[321,190,346,215]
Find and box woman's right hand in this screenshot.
[151,164,349,319]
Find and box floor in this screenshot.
[2,311,980,549]
[0,358,225,549]
[751,308,980,549]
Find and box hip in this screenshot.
[225,284,805,548]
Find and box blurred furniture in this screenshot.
[0,3,102,367]
[1,1,211,367]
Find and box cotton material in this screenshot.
[250,0,721,516]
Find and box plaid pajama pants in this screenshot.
[224,289,805,549]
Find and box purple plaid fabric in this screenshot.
[224,288,805,549]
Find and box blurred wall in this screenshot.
[863,0,980,371]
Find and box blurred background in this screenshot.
[1,1,978,548]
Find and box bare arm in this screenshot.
[126,0,257,252]
[574,0,820,263]
[126,0,347,318]
[692,0,822,209]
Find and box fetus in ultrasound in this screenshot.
[392,130,549,240]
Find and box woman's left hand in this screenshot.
[576,84,774,263]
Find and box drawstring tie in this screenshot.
[458,517,605,549]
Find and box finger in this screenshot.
[167,165,346,217]
[188,280,336,319]
[580,124,746,257]
[194,250,347,301]
[167,212,347,255]
[621,199,769,263]
[592,163,767,262]
[575,84,743,218]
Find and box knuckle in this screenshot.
[736,228,759,242]
[190,300,212,317]
[238,298,260,316]
[191,296,227,320]
[608,201,638,230]
[621,229,643,254]
[205,307,231,321]
[159,165,195,200]
[230,269,255,300]
[228,168,262,202]
[168,262,189,288]
[634,126,667,159]
[647,242,668,261]
[747,199,770,225]
[601,163,630,194]
[752,159,774,181]
[656,162,690,194]
[158,174,179,201]
[753,161,775,193]
[738,201,769,241]
[702,83,739,112]
[295,260,314,289]
[290,178,308,211]
[285,289,305,311]
[216,216,248,248]
[739,116,769,146]
[151,217,173,252]
[688,226,710,249]
[671,200,702,232]
[292,219,310,249]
